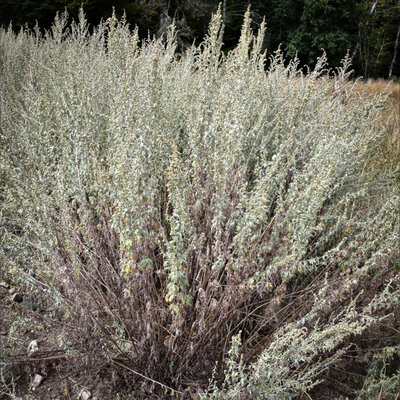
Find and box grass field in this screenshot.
[355,80,400,160]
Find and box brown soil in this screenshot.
[0,282,136,400]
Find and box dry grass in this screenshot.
[357,79,400,161]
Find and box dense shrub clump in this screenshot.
[1,8,399,399]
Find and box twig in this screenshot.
[111,359,184,396]
[0,375,21,396]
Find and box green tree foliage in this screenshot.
[0,0,158,33]
[0,0,76,29]
[0,1,399,77]
[288,0,361,66]
[354,0,400,78]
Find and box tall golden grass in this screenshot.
[358,79,400,161]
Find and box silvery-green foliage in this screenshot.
[356,345,400,400]
[1,7,399,398]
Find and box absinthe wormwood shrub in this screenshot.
[1,7,399,398]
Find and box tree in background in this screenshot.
[288,0,361,67]
[353,0,400,78]
[0,0,399,78]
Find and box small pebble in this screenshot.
[28,340,39,356]
[79,388,91,400]
[32,374,44,389]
